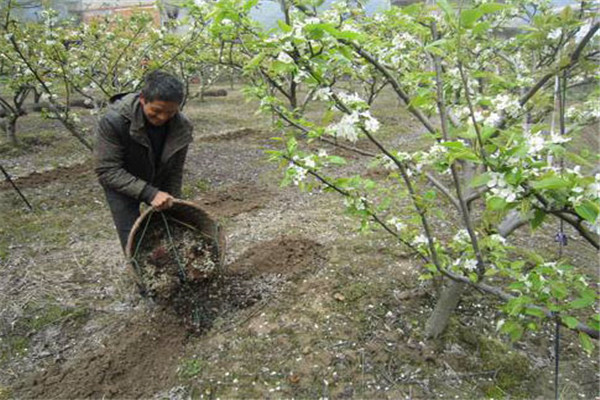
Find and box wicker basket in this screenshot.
[125,200,226,291]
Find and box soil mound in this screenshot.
[228,235,323,275]
[15,312,187,399]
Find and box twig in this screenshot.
[0,163,33,210]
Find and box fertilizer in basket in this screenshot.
[131,213,220,301]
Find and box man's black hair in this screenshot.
[140,70,184,104]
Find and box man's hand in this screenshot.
[151,191,174,211]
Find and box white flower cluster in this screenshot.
[487,172,524,202]
[314,87,332,101]
[452,258,478,272]
[286,155,317,186]
[277,52,294,64]
[492,94,521,118]
[412,234,428,246]
[336,91,367,109]
[452,229,470,243]
[327,110,380,142]
[387,217,405,232]
[566,99,600,124]
[547,28,562,40]
[287,162,307,186]
[343,196,366,211]
[381,151,410,170]
[414,143,449,170]
[488,234,507,246]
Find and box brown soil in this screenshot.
[195,183,273,218]
[228,235,323,275]
[11,234,325,399]
[15,312,187,399]
[0,162,92,191]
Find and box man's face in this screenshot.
[140,95,179,127]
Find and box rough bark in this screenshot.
[425,280,466,339]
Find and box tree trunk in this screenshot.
[425,279,466,339]
[424,210,527,339]
[7,117,17,144]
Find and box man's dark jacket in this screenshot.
[94,93,193,203]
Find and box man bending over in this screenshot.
[95,70,193,250]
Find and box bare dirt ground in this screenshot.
[0,86,598,399]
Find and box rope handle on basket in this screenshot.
[161,212,187,284]
[129,209,155,292]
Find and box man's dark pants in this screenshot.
[103,186,141,251]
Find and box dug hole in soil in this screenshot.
[15,197,324,399]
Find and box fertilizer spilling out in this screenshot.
[133,217,220,301]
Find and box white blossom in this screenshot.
[490,185,524,202]
[277,52,294,64]
[548,28,561,40]
[361,111,380,133]
[463,259,478,271]
[288,160,307,185]
[453,230,470,243]
[303,156,316,169]
[489,234,507,246]
[492,94,521,117]
[549,132,571,144]
[587,174,600,199]
[329,112,360,142]
[412,234,428,246]
[484,112,502,127]
[336,91,366,108]
[526,134,546,155]
[487,172,507,188]
[387,217,405,232]
[314,87,332,101]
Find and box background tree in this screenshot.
[197,0,599,346]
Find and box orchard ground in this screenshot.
[0,85,598,399]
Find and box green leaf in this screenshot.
[479,3,508,14]
[487,196,507,211]
[575,200,599,223]
[472,21,491,35]
[470,173,491,188]
[441,141,465,150]
[286,137,297,154]
[460,9,483,28]
[424,190,437,201]
[524,307,546,318]
[501,320,524,341]
[532,177,570,190]
[561,315,579,329]
[327,156,346,166]
[437,0,454,19]
[579,332,595,353]
[569,296,596,309]
[550,282,569,300]
[531,209,546,230]
[426,263,438,272]
[277,20,292,33]
[247,53,265,69]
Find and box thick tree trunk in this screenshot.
[425,280,466,339]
